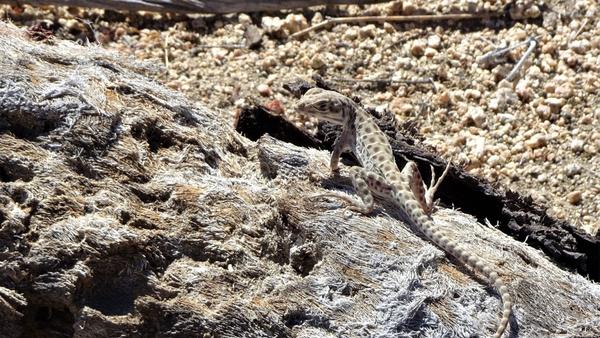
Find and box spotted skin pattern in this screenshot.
[296,88,512,338]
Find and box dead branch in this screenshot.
[290,13,500,39]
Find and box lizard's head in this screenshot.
[295,88,352,125]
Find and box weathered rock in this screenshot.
[1,21,600,338]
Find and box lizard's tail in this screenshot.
[418,216,512,337]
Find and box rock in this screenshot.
[261,16,284,35]
[525,133,547,149]
[342,27,359,41]
[424,47,437,57]
[567,191,582,205]
[465,89,481,100]
[515,79,533,101]
[283,14,308,34]
[427,35,441,49]
[536,104,552,120]
[570,138,584,153]
[238,13,252,26]
[383,22,396,33]
[359,24,377,39]
[311,12,323,25]
[555,84,574,98]
[410,40,426,57]
[467,106,486,128]
[310,54,325,69]
[498,113,516,123]
[564,163,582,177]
[257,83,271,96]
[545,97,565,114]
[570,40,591,54]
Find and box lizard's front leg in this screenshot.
[330,126,355,173]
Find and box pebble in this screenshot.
[467,106,486,128]
[525,133,547,149]
[570,138,584,152]
[310,54,325,69]
[257,84,271,96]
[359,24,377,39]
[311,12,323,25]
[545,97,565,113]
[564,163,582,177]
[515,79,533,101]
[410,40,426,57]
[567,191,582,205]
[261,16,284,35]
[427,35,441,49]
[498,113,516,123]
[238,13,252,26]
[554,83,574,98]
[283,14,308,34]
[424,47,437,57]
[570,40,591,54]
[343,27,359,41]
[536,104,552,120]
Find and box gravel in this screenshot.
[2,0,598,234]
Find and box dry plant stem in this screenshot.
[333,77,436,92]
[478,37,538,82]
[290,13,499,39]
[505,38,537,82]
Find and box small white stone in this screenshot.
[261,16,284,34]
[465,89,481,100]
[311,12,323,25]
[498,113,516,123]
[468,106,486,128]
[515,79,533,101]
[570,138,584,152]
[564,163,582,177]
[545,97,565,112]
[424,47,437,57]
[525,133,547,149]
[257,84,272,96]
[569,40,591,54]
[487,155,502,167]
[371,53,382,64]
[238,13,252,25]
[427,35,441,49]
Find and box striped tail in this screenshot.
[407,200,512,337]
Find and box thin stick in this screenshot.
[290,13,498,39]
[332,77,437,92]
[505,38,537,82]
[569,18,588,42]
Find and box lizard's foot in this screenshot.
[424,161,451,211]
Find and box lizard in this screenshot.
[295,87,512,338]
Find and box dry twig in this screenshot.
[290,13,499,39]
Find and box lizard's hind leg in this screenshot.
[401,161,450,215]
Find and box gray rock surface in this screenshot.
[1,21,599,338]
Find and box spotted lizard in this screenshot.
[296,87,512,338]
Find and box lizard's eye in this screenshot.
[316,102,328,110]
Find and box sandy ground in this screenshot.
[2,0,598,234]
